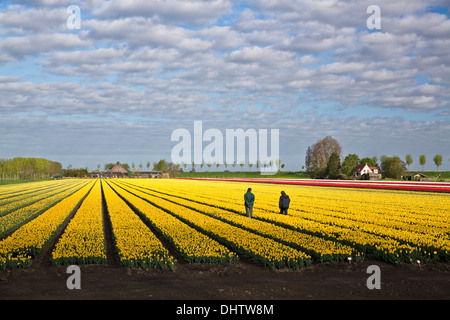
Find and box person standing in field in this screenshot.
[244,188,255,218]
[279,191,290,215]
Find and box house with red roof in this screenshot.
[353,163,382,179]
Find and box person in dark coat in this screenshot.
[244,188,255,218]
[279,191,290,215]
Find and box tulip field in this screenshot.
[1,178,449,270]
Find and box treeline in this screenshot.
[64,168,89,178]
[304,136,446,180]
[0,157,62,181]
[101,159,181,174]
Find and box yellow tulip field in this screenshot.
[1,178,449,270]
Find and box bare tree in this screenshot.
[305,136,342,178]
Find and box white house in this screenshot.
[353,163,381,179]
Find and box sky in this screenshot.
[0,0,449,172]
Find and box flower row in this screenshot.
[126,179,449,263]
[112,181,311,269]
[0,181,73,217]
[102,181,176,269]
[0,181,93,269]
[110,182,237,264]
[119,180,359,263]
[0,180,87,239]
[51,180,106,265]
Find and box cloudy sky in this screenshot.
[1,0,449,172]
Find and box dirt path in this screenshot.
[1,256,449,300]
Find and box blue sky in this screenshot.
[1,0,449,172]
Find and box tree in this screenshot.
[371,156,378,166]
[359,157,377,167]
[153,159,167,172]
[419,155,426,172]
[48,161,62,176]
[0,157,62,180]
[64,168,89,178]
[104,163,114,171]
[152,159,181,175]
[164,162,182,175]
[325,152,342,179]
[381,156,406,180]
[275,159,281,172]
[305,146,313,173]
[405,154,413,170]
[305,136,342,178]
[342,154,360,177]
[433,154,443,172]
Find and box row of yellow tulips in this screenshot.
[119,180,359,263]
[160,179,449,236]
[1,185,81,218]
[0,181,93,269]
[109,181,237,264]
[51,180,106,265]
[0,180,87,239]
[0,180,60,204]
[0,180,60,200]
[111,180,312,269]
[126,179,449,263]
[1,180,83,216]
[2,178,447,269]
[102,180,176,269]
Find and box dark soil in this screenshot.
[1,256,449,300]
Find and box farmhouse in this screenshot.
[353,163,382,180]
[137,171,163,179]
[110,162,129,177]
[92,162,163,178]
[402,173,427,181]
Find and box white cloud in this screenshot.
[0,0,449,170]
[92,0,232,25]
[0,33,91,61]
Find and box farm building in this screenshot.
[92,162,163,178]
[402,173,427,181]
[136,171,163,178]
[353,163,382,180]
[110,162,129,177]
[110,162,163,178]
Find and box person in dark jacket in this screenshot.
[244,188,255,218]
[279,191,290,215]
